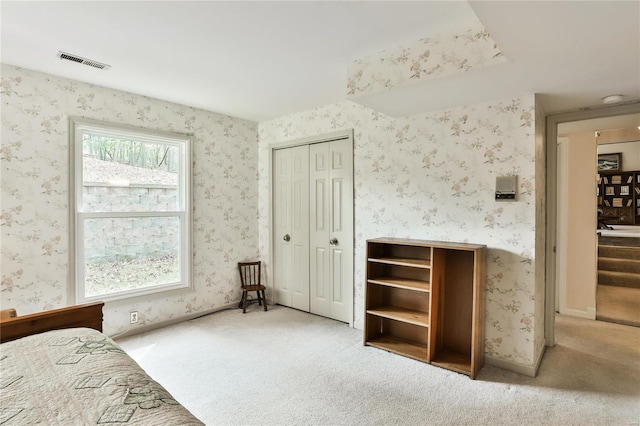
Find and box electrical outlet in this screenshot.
[130,311,139,324]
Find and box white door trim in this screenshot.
[269,129,355,327]
[545,102,640,347]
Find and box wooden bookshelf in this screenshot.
[364,237,486,379]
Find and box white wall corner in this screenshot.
[486,343,546,378]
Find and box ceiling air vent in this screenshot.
[57,51,111,70]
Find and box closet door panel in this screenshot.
[273,149,292,306]
[290,145,310,311]
[273,145,309,310]
[310,139,353,322]
[310,143,331,314]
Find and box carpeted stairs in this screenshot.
[597,245,640,288]
[596,240,640,326]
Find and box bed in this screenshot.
[0,302,204,425]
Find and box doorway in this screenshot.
[271,130,354,325]
[595,138,640,326]
[546,103,640,344]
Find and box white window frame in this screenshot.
[69,117,193,303]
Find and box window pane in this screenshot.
[73,118,191,303]
[83,216,180,297]
[82,134,179,212]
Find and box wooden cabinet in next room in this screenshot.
[598,171,640,225]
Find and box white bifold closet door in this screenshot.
[309,140,353,323]
[273,138,353,323]
[273,145,310,312]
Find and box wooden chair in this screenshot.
[0,308,17,321]
[238,261,267,314]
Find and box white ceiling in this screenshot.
[2,1,639,122]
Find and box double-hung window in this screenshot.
[70,118,192,303]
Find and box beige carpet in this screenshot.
[597,284,640,327]
[117,306,640,425]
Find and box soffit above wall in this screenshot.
[346,21,511,116]
[347,1,640,118]
[347,21,505,97]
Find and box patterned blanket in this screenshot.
[0,328,204,425]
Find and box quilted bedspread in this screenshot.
[0,328,204,425]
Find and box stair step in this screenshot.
[598,270,640,289]
[598,258,640,274]
[598,245,640,261]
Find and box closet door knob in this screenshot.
[329,238,338,246]
[283,234,291,242]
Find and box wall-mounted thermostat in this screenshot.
[495,175,517,201]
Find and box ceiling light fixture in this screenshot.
[602,94,623,104]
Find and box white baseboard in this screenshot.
[561,307,596,320]
[109,302,238,340]
[486,342,546,377]
[532,342,546,376]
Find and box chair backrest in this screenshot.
[0,308,17,321]
[238,261,261,287]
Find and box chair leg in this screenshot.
[257,291,262,306]
[242,291,248,314]
[262,290,268,311]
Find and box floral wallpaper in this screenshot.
[1,63,545,371]
[347,20,506,97]
[258,95,543,367]
[0,64,259,336]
